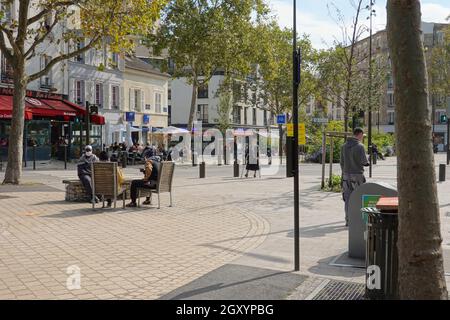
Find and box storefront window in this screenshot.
[27,121,50,147]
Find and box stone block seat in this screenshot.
[63,179,132,202]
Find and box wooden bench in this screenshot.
[63,179,132,202]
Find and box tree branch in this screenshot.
[24,13,61,59]
[27,35,100,82]
[0,31,14,63]
[27,1,77,26]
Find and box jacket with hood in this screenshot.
[340,137,369,175]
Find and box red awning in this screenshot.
[0,95,33,120]
[0,94,105,125]
[62,99,105,124]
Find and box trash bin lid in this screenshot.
[376,197,398,212]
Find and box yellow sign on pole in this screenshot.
[299,123,306,145]
[287,123,294,137]
[286,123,306,145]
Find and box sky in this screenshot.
[270,0,450,49]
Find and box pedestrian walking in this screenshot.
[340,128,369,226]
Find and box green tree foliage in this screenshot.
[1,0,165,184]
[151,0,269,132]
[429,18,450,107]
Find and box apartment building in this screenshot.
[169,69,276,133]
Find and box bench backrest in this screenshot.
[157,161,175,193]
[92,162,117,197]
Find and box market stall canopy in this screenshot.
[233,128,255,136]
[257,130,280,138]
[154,126,190,134]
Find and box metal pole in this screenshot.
[293,0,300,272]
[368,0,374,178]
[321,131,326,189]
[85,101,90,146]
[64,145,67,170]
[33,145,36,170]
[329,137,334,187]
[447,120,450,166]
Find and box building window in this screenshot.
[197,84,208,99]
[73,40,85,63]
[168,89,171,100]
[111,85,119,109]
[197,104,209,123]
[40,55,53,89]
[233,106,241,124]
[252,108,257,126]
[244,107,248,124]
[110,52,119,68]
[134,89,140,111]
[75,80,85,105]
[95,83,103,107]
[155,92,162,113]
[264,110,267,126]
[388,112,395,125]
[1,55,13,84]
[388,93,395,107]
[168,105,171,125]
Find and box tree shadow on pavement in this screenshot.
[198,243,291,264]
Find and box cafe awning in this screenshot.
[0,93,105,125]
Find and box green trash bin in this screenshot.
[361,207,399,300]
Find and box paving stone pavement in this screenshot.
[0,175,269,299]
[1,155,450,299]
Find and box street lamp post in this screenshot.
[292,0,300,272]
[367,0,375,178]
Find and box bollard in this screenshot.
[33,145,36,170]
[64,145,67,170]
[192,152,198,167]
[199,161,206,178]
[439,164,446,182]
[234,161,239,177]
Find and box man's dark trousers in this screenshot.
[130,180,157,203]
[79,174,93,199]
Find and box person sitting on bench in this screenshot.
[126,153,161,208]
[77,145,99,203]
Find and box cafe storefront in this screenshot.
[0,88,105,161]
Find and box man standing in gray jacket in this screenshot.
[340,128,369,226]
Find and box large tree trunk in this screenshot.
[387,0,448,299]
[3,67,27,185]
[187,81,198,132]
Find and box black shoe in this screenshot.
[90,197,100,203]
[126,202,137,208]
[142,199,151,205]
[106,200,112,208]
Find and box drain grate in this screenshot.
[312,280,366,300]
